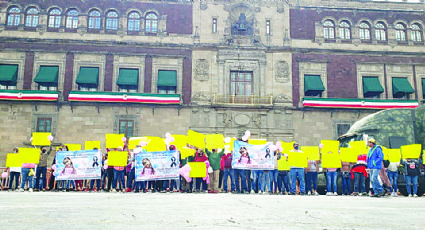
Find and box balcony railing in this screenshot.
[212,94,273,106]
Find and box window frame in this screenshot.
[36,117,53,133]
[411,24,423,43]
[25,7,39,28]
[359,22,371,41]
[375,22,387,41]
[339,21,351,40]
[157,86,177,94]
[230,71,253,96]
[66,9,79,29]
[7,7,21,27]
[88,10,101,30]
[48,8,62,29]
[145,12,158,34]
[395,23,407,42]
[323,20,335,40]
[105,11,119,31]
[119,119,135,138]
[127,11,141,33]
[38,83,57,91]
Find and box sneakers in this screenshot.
[307,191,311,195]
[333,192,338,196]
[258,191,263,194]
[326,192,332,196]
[351,192,358,196]
[313,191,319,196]
[408,194,412,197]
[250,190,255,194]
[29,188,33,192]
[126,188,132,193]
[414,194,418,198]
[18,188,24,192]
[112,189,117,193]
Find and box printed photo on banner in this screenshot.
[54,150,102,180]
[135,150,180,181]
[232,140,275,170]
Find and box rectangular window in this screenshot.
[157,86,176,94]
[230,71,253,96]
[38,84,57,91]
[0,84,17,90]
[266,20,271,35]
[212,18,217,33]
[36,117,52,132]
[119,120,134,137]
[336,124,351,138]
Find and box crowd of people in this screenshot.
[1,138,424,197]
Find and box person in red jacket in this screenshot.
[194,149,208,192]
[221,151,235,192]
[351,153,368,196]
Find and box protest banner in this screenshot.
[107,151,128,166]
[321,153,342,168]
[188,162,207,178]
[31,132,51,146]
[54,150,102,180]
[187,130,205,149]
[401,144,422,159]
[232,140,275,170]
[287,151,308,168]
[85,141,101,150]
[6,153,21,167]
[19,148,40,164]
[301,146,320,161]
[144,136,166,152]
[105,134,125,149]
[205,134,224,149]
[340,147,358,163]
[321,140,339,154]
[135,150,180,181]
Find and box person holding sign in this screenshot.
[401,158,420,197]
[367,138,385,197]
[387,161,400,197]
[305,157,320,196]
[289,142,306,195]
[34,145,53,191]
[206,148,224,193]
[221,150,235,193]
[194,149,208,193]
[325,151,340,196]
[7,148,21,191]
[351,153,368,196]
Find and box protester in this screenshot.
[34,145,53,191]
[289,142,306,195]
[402,158,420,197]
[19,161,35,192]
[194,149,208,192]
[341,161,351,196]
[325,150,339,196]
[269,151,279,194]
[387,160,399,197]
[277,152,290,195]
[235,147,249,194]
[205,148,223,193]
[366,138,385,197]
[221,150,235,193]
[8,148,20,191]
[305,157,319,196]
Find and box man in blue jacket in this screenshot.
[367,138,385,197]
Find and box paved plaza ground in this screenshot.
[1,192,424,229]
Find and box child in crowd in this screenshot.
[341,162,351,196]
[351,153,368,196]
[387,160,400,197]
[141,158,155,192]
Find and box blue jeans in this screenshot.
[35,166,47,190]
[113,169,125,190]
[341,172,351,195]
[353,172,365,193]
[9,171,20,190]
[127,168,135,189]
[223,168,235,192]
[326,171,338,193]
[306,172,318,193]
[170,179,179,191]
[66,180,75,189]
[290,168,305,194]
[245,170,252,192]
[235,169,247,192]
[387,171,398,193]
[278,171,290,193]
[405,175,418,195]
[90,179,101,190]
[195,178,207,191]
[251,170,263,192]
[269,169,279,193]
[20,168,34,189]
[371,169,384,194]
[261,171,271,192]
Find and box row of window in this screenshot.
[304,75,421,99]
[323,19,423,42]
[6,6,159,33]
[0,64,177,94]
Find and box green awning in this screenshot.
[34,66,58,84]
[392,78,414,95]
[157,70,177,87]
[76,67,99,85]
[304,75,325,93]
[363,77,384,94]
[117,68,139,86]
[422,78,425,96]
[0,64,18,84]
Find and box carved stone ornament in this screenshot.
[275,61,289,83]
[200,0,208,10]
[192,91,211,103]
[223,112,233,128]
[235,114,250,126]
[274,94,292,103]
[195,59,209,81]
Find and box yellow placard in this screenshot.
[144,136,166,152]
[349,141,369,155]
[277,156,290,171]
[64,144,81,151]
[287,151,308,168]
[128,137,148,150]
[301,146,320,161]
[85,141,101,150]
[187,130,205,149]
[19,148,40,164]
[31,132,51,146]
[321,153,342,168]
[171,134,188,150]
[6,153,21,167]
[401,144,422,159]
[105,134,125,149]
[206,134,225,149]
[387,149,401,163]
[181,147,196,159]
[280,141,295,153]
[340,147,358,163]
[248,139,268,145]
[107,151,128,166]
[321,140,340,154]
[229,137,236,151]
[189,162,207,178]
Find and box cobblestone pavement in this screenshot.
[1,191,424,229]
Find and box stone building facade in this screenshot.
[0,0,424,164]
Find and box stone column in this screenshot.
[63,52,74,100]
[23,51,34,90]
